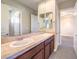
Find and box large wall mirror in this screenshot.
[1,3,22,36]
[1,3,39,44]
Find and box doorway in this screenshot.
[60,8,76,48]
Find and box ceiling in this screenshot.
[61,8,76,16]
[2,0,76,11]
[16,0,44,11]
[58,0,76,9]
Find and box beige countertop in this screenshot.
[1,33,54,59]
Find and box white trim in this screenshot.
[54,45,58,52]
[60,34,74,37]
[54,48,57,52]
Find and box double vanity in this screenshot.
[1,33,55,59]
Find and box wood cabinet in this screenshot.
[50,40,54,53]
[45,44,50,59]
[33,49,44,59]
[32,43,44,59]
[50,36,54,54]
[15,35,54,59]
[45,36,53,59]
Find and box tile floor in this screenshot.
[49,36,77,59]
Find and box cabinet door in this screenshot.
[45,44,50,59]
[15,49,34,59]
[16,43,44,59]
[50,40,54,53]
[32,49,44,59]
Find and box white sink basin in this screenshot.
[10,38,34,47]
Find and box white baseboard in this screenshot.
[60,34,74,37]
[54,48,57,52]
[54,46,58,52]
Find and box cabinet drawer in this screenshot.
[33,42,44,54]
[32,49,44,59]
[15,49,34,59]
[45,38,52,45]
[50,35,54,40]
[16,42,44,59]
